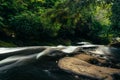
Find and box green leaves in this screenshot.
[9,11,42,39]
[111,0,120,36]
[0,16,4,27]
[0,0,119,44]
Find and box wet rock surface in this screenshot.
[109,42,120,48]
[58,54,120,80]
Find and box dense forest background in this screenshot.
[0,0,120,46]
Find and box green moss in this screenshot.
[0,40,17,47]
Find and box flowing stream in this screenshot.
[0,43,119,80]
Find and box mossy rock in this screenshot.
[0,40,17,47]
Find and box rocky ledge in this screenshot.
[58,53,120,80]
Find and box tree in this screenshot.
[111,0,120,36]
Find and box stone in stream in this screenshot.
[109,42,120,48]
[58,56,120,80]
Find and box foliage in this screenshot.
[111,0,120,36]
[0,0,119,45]
[45,0,112,42]
[0,40,17,47]
[9,11,43,40]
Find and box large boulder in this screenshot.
[58,55,120,80]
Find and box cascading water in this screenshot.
[0,43,119,80]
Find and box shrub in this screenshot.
[9,11,43,40]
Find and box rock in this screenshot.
[74,54,120,68]
[111,37,120,43]
[109,42,120,48]
[76,42,91,45]
[58,57,120,80]
[74,54,107,65]
[79,44,120,62]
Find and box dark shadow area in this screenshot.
[0,56,96,80]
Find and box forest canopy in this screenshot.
[0,0,120,46]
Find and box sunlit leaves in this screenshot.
[0,0,118,43]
